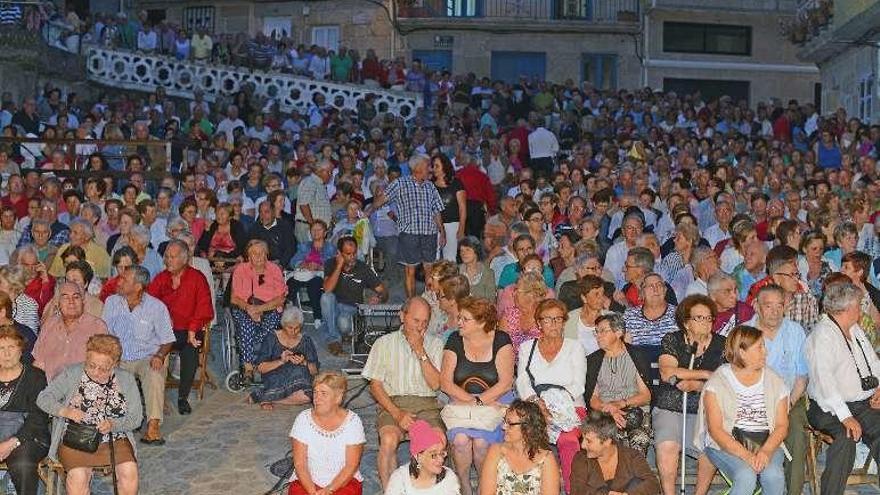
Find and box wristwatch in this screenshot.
[668,375,680,386]
[418,353,428,362]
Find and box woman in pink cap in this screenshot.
[385,420,461,495]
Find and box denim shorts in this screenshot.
[398,233,438,265]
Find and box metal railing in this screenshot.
[398,0,639,22]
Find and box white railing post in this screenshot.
[85,47,423,120]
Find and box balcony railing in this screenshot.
[398,0,640,22]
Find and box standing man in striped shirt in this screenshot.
[370,155,445,297]
[103,265,175,445]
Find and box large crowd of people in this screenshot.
[1,27,880,494]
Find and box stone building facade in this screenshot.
[792,0,880,123]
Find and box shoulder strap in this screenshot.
[525,340,539,392]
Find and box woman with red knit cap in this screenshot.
[385,420,460,494]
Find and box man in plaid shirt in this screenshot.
[370,155,445,297]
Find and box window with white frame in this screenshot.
[311,26,340,52]
[859,74,874,123]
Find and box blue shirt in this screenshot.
[383,177,443,235]
[102,293,176,361]
[497,263,555,290]
[745,316,808,390]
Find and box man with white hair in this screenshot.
[48,218,110,279]
[32,282,108,380]
[294,160,334,244]
[806,281,880,495]
[370,155,445,298]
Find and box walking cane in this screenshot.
[680,343,698,495]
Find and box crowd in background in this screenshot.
[1,18,880,493]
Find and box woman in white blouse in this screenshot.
[516,298,587,494]
[290,371,366,495]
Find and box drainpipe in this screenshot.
[642,0,655,87]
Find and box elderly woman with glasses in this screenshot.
[37,334,143,495]
[9,245,54,317]
[441,296,514,495]
[585,313,653,455]
[516,299,587,493]
[230,240,287,381]
[385,420,460,495]
[251,306,319,410]
[98,247,137,302]
[654,294,727,495]
[28,219,57,267]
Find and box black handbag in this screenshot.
[61,422,101,453]
[62,378,114,454]
[732,427,769,454]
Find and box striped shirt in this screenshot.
[294,174,333,224]
[623,304,678,346]
[383,177,444,235]
[102,293,175,361]
[361,328,443,397]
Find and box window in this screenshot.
[663,78,750,104]
[446,0,479,17]
[663,22,751,56]
[859,74,874,123]
[582,54,617,90]
[311,26,340,52]
[263,17,292,40]
[183,7,215,33]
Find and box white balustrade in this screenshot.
[85,47,422,120]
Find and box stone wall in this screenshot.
[143,0,403,59]
[0,27,96,105]
[645,7,819,104]
[401,29,642,85]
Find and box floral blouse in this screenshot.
[67,373,127,442]
[501,306,541,364]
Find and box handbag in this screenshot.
[62,422,101,453]
[62,378,114,454]
[731,427,769,454]
[440,403,505,431]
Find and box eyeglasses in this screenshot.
[85,361,113,373]
[539,316,565,324]
[690,315,714,323]
[774,272,798,279]
[423,451,447,460]
[594,327,616,335]
[503,418,524,427]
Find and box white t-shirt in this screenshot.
[713,367,785,432]
[576,318,599,357]
[289,409,365,487]
[385,466,461,495]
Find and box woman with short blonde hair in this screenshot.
[289,370,365,494]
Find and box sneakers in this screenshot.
[177,399,192,415]
[313,318,322,329]
[327,342,345,356]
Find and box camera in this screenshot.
[861,375,879,391]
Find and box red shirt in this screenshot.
[99,276,121,302]
[456,165,498,214]
[0,194,29,219]
[25,276,54,316]
[147,266,213,332]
